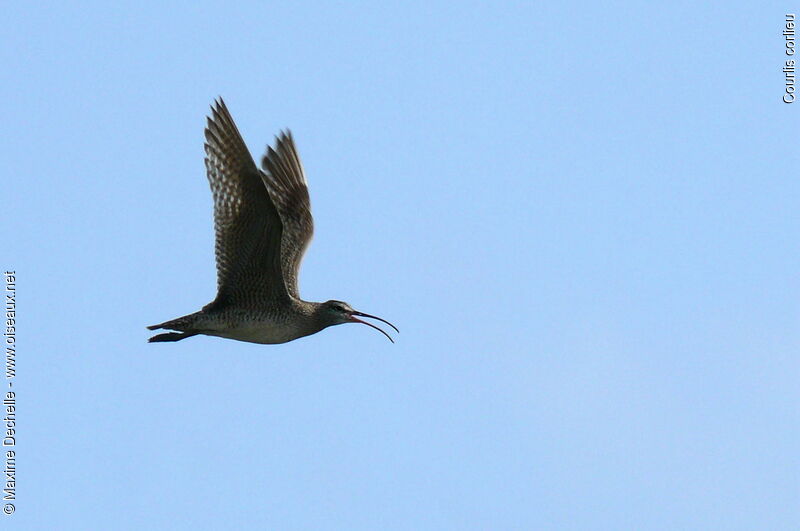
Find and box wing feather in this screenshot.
[204,99,288,308]
[260,131,314,299]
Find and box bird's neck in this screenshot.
[292,300,327,338]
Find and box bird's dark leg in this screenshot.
[148,331,199,343]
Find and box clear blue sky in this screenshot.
[4,2,798,529]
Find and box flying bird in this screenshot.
[148,99,397,344]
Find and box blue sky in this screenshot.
[4,2,798,529]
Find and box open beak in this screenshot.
[349,310,399,343]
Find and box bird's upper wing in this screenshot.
[204,99,289,308]
[260,131,314,299]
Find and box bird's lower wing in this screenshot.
[261,131,314,299]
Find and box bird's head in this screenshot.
[318,300,398,343]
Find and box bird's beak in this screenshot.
[349,310,399,343]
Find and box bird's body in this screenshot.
[152,302,320,344]
[148,99,397,344]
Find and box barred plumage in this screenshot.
[148,99,397,345]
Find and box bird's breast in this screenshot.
[206,318,306,345]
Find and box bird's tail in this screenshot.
[147,311,203,343]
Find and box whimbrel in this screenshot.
[148,99,397,344]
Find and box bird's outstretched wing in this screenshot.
[204,99,289,308]
[260,131,314,299]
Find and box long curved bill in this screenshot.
[349,310,399,343]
